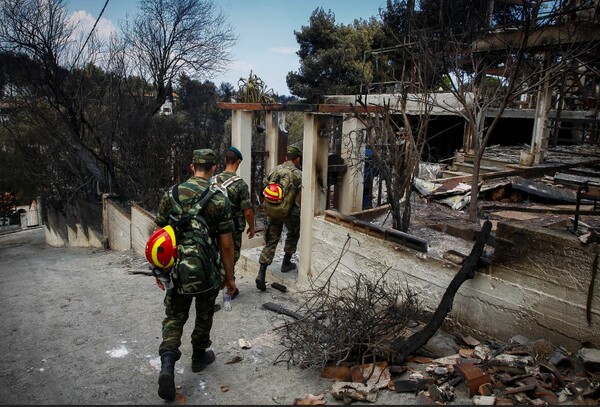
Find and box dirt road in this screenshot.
[0,228,471,405]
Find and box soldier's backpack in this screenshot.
[168,182,222,295]
[262,165,296,220]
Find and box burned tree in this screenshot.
[346,95,433,232]
[123,0,236,115]
[0,0,110,204]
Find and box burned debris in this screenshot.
[262,221,599,405]
[285,315,600,405]
[413,145,600,240]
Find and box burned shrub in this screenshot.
[274,267,420,369]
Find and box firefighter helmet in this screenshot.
[263,183,284,204]
[145,225,177,269]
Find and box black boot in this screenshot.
[191,349,215,372]
[256,263,267,291]
[158,351,177,401]
[281,252,297,273]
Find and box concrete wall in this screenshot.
[491,221,599,348]
[103,199,131,252]
[45,197,154,253]
[65,222,103,248]
[311,214,599,351]
[131,203,156,256]
[44,202,103,248]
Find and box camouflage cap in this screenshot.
[287,145,302,156]
[193,149,217,164]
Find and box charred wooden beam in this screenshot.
[216,102,385,114]
[481,203,598,216]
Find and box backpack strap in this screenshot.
[221,175,241,189]
[194,186,216,215]
[171,182,215,218]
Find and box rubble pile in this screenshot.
[313,334,600,405]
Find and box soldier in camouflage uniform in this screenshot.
[154,149,236,401]
[256,145,303,291]
[214,147,255,299]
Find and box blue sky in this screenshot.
[66,0,386,95]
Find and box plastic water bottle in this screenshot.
[222,290,232,311]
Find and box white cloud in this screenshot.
[269,47,297,55]
[69,10,118,42]
[231,60,254,72]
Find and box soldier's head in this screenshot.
[192,149,218,174]
[286,145,302,167]
[224,146,243,165]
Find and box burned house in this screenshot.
[217,0,600,351]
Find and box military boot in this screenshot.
[191,349,215,372]
[158,351,177,401]
[256,263,268,291]
[280,252,297,273]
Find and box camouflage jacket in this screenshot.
[214,171,253,232]
[155,176,234,237]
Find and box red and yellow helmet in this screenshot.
[145,225,177,269]
[263,183,284,204]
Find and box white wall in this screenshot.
[104,199,130,252]
[131,203,156,256]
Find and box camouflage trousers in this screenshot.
[158,287,219,359]
[259,209,300,265]
[233,229,242,266]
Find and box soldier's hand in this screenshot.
[247,226,255,239]
[225,278,237,296]
[155,278,165,291]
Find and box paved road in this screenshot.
[0,227,472,405]
[0,228,348,405]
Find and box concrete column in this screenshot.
[231,110,253,250]
[339,116,365,214]
[298,113,323,286]
[531,57,552,164]
[231,110,252,186]
[264,111,278,173]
